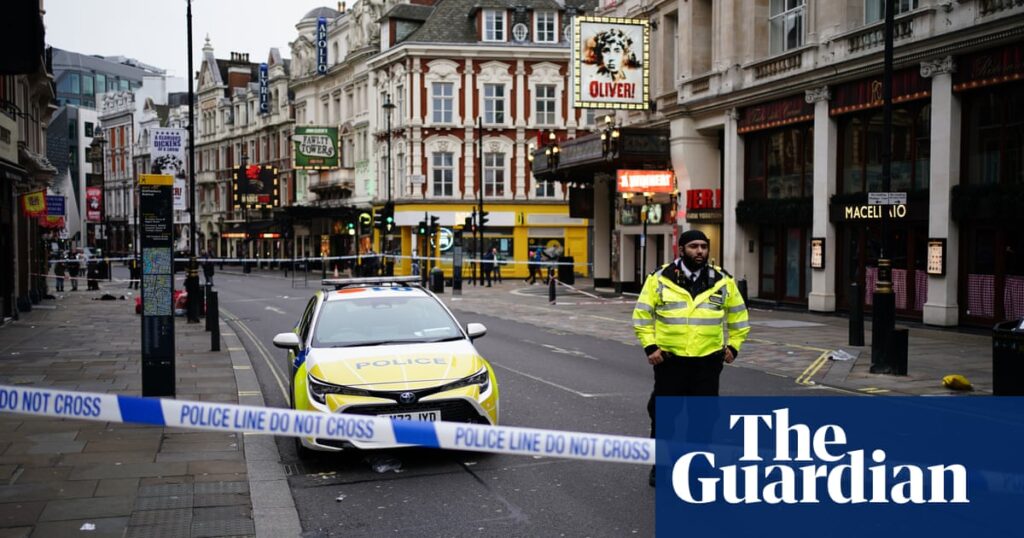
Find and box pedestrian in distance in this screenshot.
[202,251,215,286]
[54,257,65,292]
[481,248,495,287]
[67,255,80,291]
[491,247,503,283]
[632,229,750,487]
[525,248,542,285]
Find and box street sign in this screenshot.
[868,192,907,205]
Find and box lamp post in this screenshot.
[870,0,897,373]
[184,0,200,323]
[382,94,395,270]
[240,152,250,274]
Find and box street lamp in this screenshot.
[382,94,395,271]
[185,0,200,323]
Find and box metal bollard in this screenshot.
[208,290,220,352]
[849,282,864,347]
[548,276,556,304]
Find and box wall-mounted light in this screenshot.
[527,142,535,163]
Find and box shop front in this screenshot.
[825,68,933,319]
[952,41,1024,325]
[392,202,589,281]
[736,94,815,305]
[531,127,672,291]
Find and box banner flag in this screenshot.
[21,190,46,217]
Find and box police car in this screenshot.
[272,276,498,454]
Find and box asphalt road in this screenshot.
[212,269,819,537]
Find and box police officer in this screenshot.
[632,229,750,486]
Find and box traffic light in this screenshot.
[346,222,355,236]
[417,220,427,235]
[429,215,440,235]
[382,199,393,231]
[478,210,489,228]
[373,211,383,230]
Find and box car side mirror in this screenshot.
[466,323,487,340]
[273,332,302,351]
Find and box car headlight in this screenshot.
[307,374,371,404]
[442,367,491,394]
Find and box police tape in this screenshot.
[0,384,653,465]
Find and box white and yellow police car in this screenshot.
[273,276,498,454]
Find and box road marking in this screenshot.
[265,306,287,315]
[221,307,290,402]
[860,387,891,394]
[796,350,831,385]
[491,363,601,398]
[540,343,599,361]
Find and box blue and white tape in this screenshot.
[0,384,653,465]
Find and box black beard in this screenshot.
[682,255,705,272]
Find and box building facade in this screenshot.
[45,104,97,250]
[286,1,596,277]
[542,0,1023,327]
[0,2,56,321]
[51,48,161,109]
[194,40,295,260]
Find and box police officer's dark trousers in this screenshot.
[647,350,724,440]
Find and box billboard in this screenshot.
[86,186,103,222]
[259,63,269,114]
[617,170,676,193]
[573,16,649,110]
[232,165,279,210]
[293,126,339,169]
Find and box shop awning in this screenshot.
[531,127,671,183]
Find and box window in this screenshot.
[769,0,805,55]
[119,79,130,91]
[839,103,930,194]
[744,124,814,199]
[866,0,918,24]
[535,11,556,43]
[484,152,505,196]
[68,122,76,139]
[58,73,80,94]
[82,75,93,96]
[432,152,454,196]
[534,84,556,126]
[964,82,1024,186]
[484,9,506,42]
[432,82,453,123]
[484,84,505,124]
[85,122,93,137]
[396,85,404,127]
[95,74,105,95]
[535,179,556,198]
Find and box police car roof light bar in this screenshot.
[321,276,422,289]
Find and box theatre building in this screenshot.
[586,0,1023,326]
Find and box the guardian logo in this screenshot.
[672,408,969,505]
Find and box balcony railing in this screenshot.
[847,18,913,53]
[751,48,804,80]
[980,0,1024,15]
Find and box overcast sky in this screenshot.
[45,0,331,90]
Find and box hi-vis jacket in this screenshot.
[633,263,750,358]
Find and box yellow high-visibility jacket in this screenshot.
[633,263,750,358]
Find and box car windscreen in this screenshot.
[311,296,464,347]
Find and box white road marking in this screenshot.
[540,343,599,361]
[491,363,603,398]
[265,306,287,315]
[221,307,290,402]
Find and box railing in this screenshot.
[847,19,913,53]
[980,0,1024,15]
[751,49,804,80]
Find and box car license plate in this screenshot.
[380,410,440,421]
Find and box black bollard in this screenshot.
[849,282,864,346]
[208,290,220,351]
[548,276,556,304]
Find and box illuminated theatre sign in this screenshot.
[573,16,650,110]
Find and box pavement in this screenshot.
[0,267,998,536]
